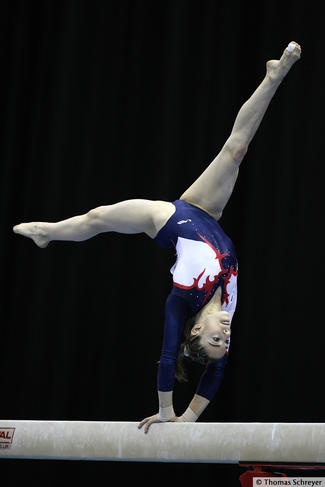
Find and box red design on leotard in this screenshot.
[221,265,238,306]
[173,233,231,305]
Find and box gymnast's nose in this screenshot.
[223,326,231,336]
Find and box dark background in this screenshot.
[1,0,323,485]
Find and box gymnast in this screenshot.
[13,41,301,433]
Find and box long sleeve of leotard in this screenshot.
[195,354,227,400]
[157,293,189,392]
[158,290,228,401]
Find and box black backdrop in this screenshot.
[1,0,323,485]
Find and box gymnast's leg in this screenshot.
[13,199,175,247]
[180,41,301,220]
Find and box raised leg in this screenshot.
[180,41,301,220]
[13,199,175,247]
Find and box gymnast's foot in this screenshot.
[13,222,50,248]
[266,41,301,82]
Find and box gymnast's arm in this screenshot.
[179,355,227,422]
[138,293,189,433]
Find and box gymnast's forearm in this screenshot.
[158,390,175,421]
[179,394,210,422]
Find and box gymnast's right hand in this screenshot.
[138,413,178,434]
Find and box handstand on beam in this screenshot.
[12,43,303,432]
[1,421,325,463]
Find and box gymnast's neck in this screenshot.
[196,287,222,321]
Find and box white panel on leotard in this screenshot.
[170,237,222,289]
[221,271,237,322]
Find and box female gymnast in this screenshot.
[13,41,301,433]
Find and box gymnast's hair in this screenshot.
[175,315,214,383]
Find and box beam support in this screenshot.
[1,421,325,463]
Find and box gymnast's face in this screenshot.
[191,311,231,360]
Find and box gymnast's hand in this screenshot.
[138,414,181,434]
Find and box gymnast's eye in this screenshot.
[212,337,220,342]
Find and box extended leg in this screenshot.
[13,199,175,247]
[180,41,301,220]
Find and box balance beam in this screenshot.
[1,421,325,463]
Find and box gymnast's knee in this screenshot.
[87,206,108,231]
[227,137,248,163]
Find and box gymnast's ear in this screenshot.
[191,324,202,336]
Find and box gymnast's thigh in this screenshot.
[151,200,176,238]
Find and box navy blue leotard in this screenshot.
[154,200,238,400]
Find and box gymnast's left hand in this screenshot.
[138,413,180,434]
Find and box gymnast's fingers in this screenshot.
[142,416,157,434]
[144,418,155,434]
[138,417,150,429]
[138,413,161,433]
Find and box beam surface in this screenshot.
[1,421,325,463]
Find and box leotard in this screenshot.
[154,200,238,400]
